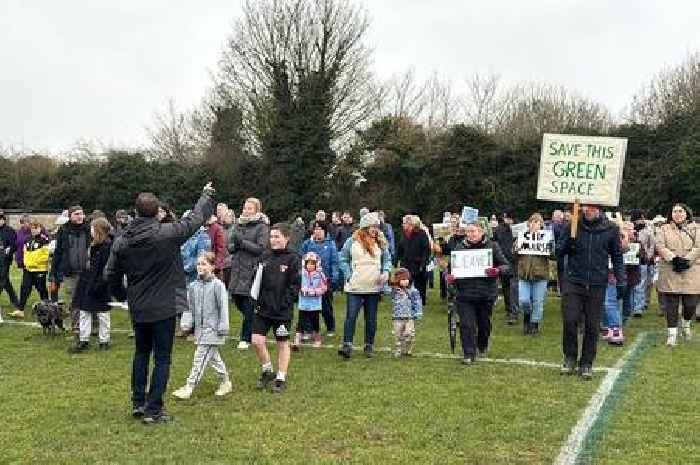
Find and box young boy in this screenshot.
[252,223,301,394]
[18,220,50,315]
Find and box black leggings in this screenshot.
[661,293,698,328]
[296,311,320,333]
[19,270,48,310]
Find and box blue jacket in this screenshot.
[391,286,422,320]
[181,227,212,284]
[298,270,328,311]
[299,237,340,286]
[380,222,395,260]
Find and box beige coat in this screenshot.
[655,222,700,294]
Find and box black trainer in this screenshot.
[271,379,287,394]
[338,344,352,359]
[560,357,576,375]
[142,411,173,425]
[132,406,145,419]
[257,370,276,390]
[462,356,474,365]
[579,365,593,380]
[67,341,89,354]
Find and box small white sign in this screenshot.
[516,230,555,256]
[623,242,640,265]
[451,249,493,278]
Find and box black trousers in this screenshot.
[456,299,494,358]
[19,270,48,310]
[0,263,19,307]
[411,268,427,305]
[562,283,605,366]
[296,310,320,333]
[321,291,335,332]
[660,293,699,328]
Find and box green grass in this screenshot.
[1,267,698,465]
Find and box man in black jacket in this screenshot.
[105,183,215,424]
[492,209,517,324]
[0,212,20,311]
[556,204,625,379]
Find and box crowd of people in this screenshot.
[0,184,697,424]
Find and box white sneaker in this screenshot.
[215,380,232,397]
[172,384,194,400]
[682,321,693,341]
[237,341,250,350]
[666,328,678,347]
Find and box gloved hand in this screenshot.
[446,273,456,285]
[616,285,625,300]
[672,256,690,272]
[202,182,216,197]
[485,267,500,278]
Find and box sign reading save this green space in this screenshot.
[537,133,628,206]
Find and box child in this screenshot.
[390,268,422,357]
[18,220,50,317]
[252,223,301,394]
[293,252,328,350]
[67,218,114,353]
[173,252,232,399]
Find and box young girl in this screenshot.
[390,268,422,357]
[18,220,50,315]
[173,252,232,399]
[293,252,328,349]
[67,218,114,353]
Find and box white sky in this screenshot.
[1,0,698,151]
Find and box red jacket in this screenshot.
[208,222,227,270]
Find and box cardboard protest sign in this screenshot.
[623,242,640,265]
[537,133,627,206]
[516,229,555,256]
[432,223,451,242]
[510,222,528,237]
[451,249,493,278]
[461,206,479,224]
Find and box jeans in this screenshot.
[321,291,335,332]
[132,316,176,415]
[562,283,605,366]
[603,283,621,328]
[631,265,648,314]
[233,294,255,343]
[518,279,547,323]
[343,293,380,346]
[456,299,494,357]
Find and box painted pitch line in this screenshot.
[552,332,647,465]
[2,319,614,372]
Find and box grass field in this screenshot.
[1,267,699,465]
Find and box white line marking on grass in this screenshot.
[553,332,647,465]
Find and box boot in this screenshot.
[666,327,678,347]
[292,332,301,351]
[682,320,692,342]
[337,343,352,359]
[311,332,322,348]
[523,312,531,335]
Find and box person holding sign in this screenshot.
[655,203,699,346]
[446,222,510,365]
[556,204,624,380]
[516,213,551,336]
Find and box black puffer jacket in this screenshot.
[73,240,114,313]
[397,229,430,276]
[0,224,17,267]
[556,215,624,287]
[257,248,301,321]
[104,194,214,324]
[51,221,90,281]
[450,236,510,301]
[228,219,269,295]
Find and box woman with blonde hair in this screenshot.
[517,213,550,335]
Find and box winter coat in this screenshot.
[493,223,515,262]
[0,224,18,267]
[104,193,214,324]
[182,275,229,345]
[637,224,656,265]
[23,234,50,273]
[299,237,340,286]
[181,227,212,284]
[51,221,90,281]
[339,234,392,294]
[298,269,328,311]
[257,248,301,321]
[207,222,227,270]
[391,286,423,320]
[655,221,700,295]
[15,227,31,268]
[518,254,550,282]
[380,222,396,260]
[334,224,354,251]
[450,236,511,301]
[397,229,430,277]
[228,219,269,296]
[73,240,113,313]
[556,216,625,288]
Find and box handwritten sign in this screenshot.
[516,229,555,256]
[537,133,627,206]
[451,249,493,278]
[461,206,479,224]
[623,242,640,265]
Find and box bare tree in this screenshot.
[463,73,502,133]
[146,99,202,163]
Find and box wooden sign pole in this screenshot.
[571,199,581,239]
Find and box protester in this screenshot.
[252,223,301,394]
[172,252,232,400]
[493,208,518,324]
[556,205,624,379]
[338,212,391,359]
[206,214,227,279]
[390,268,422,358]
[397,215,430,305]
[181,218,212,285]
[229,197,270,350]
[114,209,131,237]
[156,202,176,223]
[517,213,550,336]
[51,205,90,334]
[221,208,235,287]
[14,215,32,270]
[601,222,632,346]
[551,209,566,295]
[334,211,354,251]
[293,252,328,350]
[0,212,20,313]
[104,183,215,424]
[655,203,699,346]
[378,211,396,263]
[17,220,50,314]
[68,218,115,353]
[288,217,306,253]
[447,222,510,365]
[630,209,654,316]
[299,221,340,336]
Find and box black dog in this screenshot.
[33,301,65,336]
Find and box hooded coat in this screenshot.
[72,239,114,313]
[655,218,700,295]
[228,217,269,296]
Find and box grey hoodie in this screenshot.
[182,274,229,345]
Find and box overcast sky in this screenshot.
[1,0,698,151]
